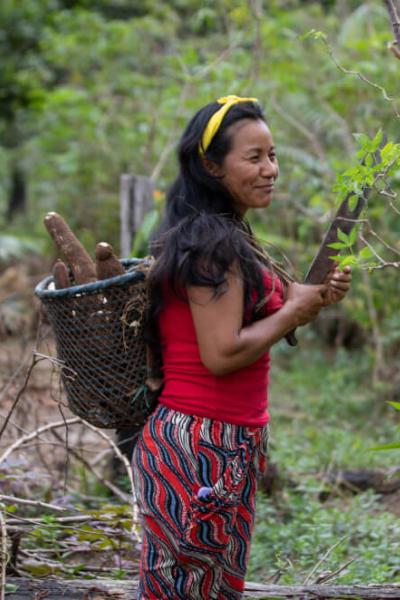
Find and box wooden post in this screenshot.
[116,174,154,477]
[119,174,154,258]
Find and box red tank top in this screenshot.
[157,270,284,427]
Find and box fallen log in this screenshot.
[5,577,400,599]
[322,469,400,494]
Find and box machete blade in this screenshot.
[285,141,384,347]
[303,188,372,285]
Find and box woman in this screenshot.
[132,95,351,599]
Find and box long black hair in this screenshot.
[146,99,285,351]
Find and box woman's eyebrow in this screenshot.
[243,144,276,153]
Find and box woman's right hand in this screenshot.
[284,282,327,327]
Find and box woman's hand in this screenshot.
[322,266,352,306]
[284,281,327,327]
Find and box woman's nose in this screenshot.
[260,158,278,178]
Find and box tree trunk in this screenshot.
[6,163,26,222]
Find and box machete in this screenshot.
[285,144,383,347]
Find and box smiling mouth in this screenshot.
[256,185,274,191]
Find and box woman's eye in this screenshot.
[249,156,259,162]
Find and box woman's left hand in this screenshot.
[322,265,352,306]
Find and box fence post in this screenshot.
[119,174,154,258]
[116,174,155,476]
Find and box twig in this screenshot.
[0,354,43,442]
[0,347,32,402]
[314,557,358,584]
[0,417,137,518]
[359,233,386,265]
[52,430,130,504]
[364,226,400,257]
[75,418,140,540]
[0,411,29,435]
[319,36,400,118]
[0,417,80,468]
[383,0,400,48]
[303,535,350,584]
[0,509,7,600]
[6,514,99,527]
[0,495,70,513]
[363,260,400,270]
[90,447,113,467]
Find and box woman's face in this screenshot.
[213,118,279,216]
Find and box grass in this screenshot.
[248,339,400,585]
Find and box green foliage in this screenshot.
[130,208,160,258]
[24,500,135,577]
[0,1,399,347]
[370,401,400,451]
[249,490,400,584]
[0,234,44,264]
[248,346,400,584]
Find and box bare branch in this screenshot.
[0,510,7,600]
[0,495,69,514]
[0,355,42,442]
[0,417,80,468]
[52,430,130,504]
[303,535,350,584]
[383,0,400,48]
[319,36,400,118]
[75,417,139,540]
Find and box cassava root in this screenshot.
[44,212,97,285]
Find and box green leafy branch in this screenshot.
[304,29,400,119]
[327,130,400,271]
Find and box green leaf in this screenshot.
[353,132,370,149]
[337,228,349,244]
[348,227,358,246]
[358,246,373,260]
[24,564,58,577]
[98,539,116,550]
[369,442,400,451]
[327,242,348,250]
[349,194,358,210]
[365,153,373,167]
[5,583,19,593]
[387,401,400,411]
[338,255,357,269]
[372,129,383,149]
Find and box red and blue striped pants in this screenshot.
[131,404,268,599]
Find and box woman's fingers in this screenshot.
[323,266,352,305]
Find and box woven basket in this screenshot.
[35,257,159,429]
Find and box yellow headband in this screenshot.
[199,95,258,156]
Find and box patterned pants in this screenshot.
[131,405,268,600]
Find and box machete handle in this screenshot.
[285,329,298,346]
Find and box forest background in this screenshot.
[0,0,400,591]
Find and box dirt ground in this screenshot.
[0,258,115,506]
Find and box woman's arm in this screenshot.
[188,271,329,376]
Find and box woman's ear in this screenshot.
[202,157,224,178]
